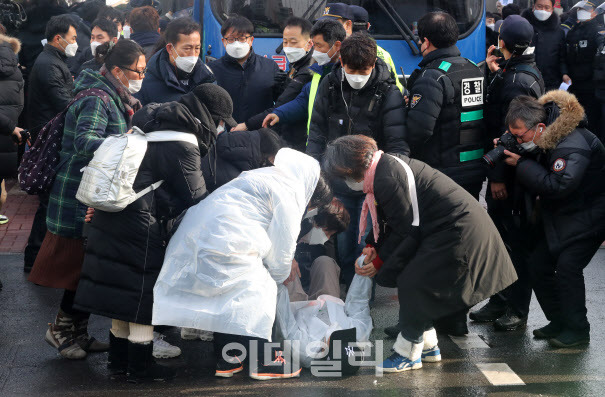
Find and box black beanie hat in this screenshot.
[192,83,237,129]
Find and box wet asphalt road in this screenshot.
[1,251,605,397]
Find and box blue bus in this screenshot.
[193,0,485,77]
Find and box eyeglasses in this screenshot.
[121,66,147,78]
[223,36,252,44]
[509,124,537,143]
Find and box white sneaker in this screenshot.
[152,332,181,359]
[180,328,214,341]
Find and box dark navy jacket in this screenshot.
[135,48,215,105]
[208,49,286,123]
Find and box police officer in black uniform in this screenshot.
[384,11,486,338]
[469,15,546,331]
[563,1,604,134]
[591,2,605,142]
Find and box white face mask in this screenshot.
[171,47,198,73]
[226,41,251,59]
[312,45,334,66]
[307,227,330,245]
[122,25,131,39]
[303,207,318,220]
[216,123,225,134]
[283,46,308,63]
[90,41,102,56]
[577,9,592,21]
[487,23,496,30]
[520,127,541,152]
[533,10,553,21]
[345,177,364,191]
[121,70,143,94]
[61,37,78,57]
[344,71,372,90]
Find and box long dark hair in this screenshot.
[322,135,377,181]
[95,39,144,70]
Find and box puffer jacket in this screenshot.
[515,90,605,254]
[0,34,24,179]
[200,129,263,193]
[307,58,409,160]
[75,101,207,325]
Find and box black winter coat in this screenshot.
[522,9,566,91]
[245,50,315,151]
[369,154,517,319]
[200,129,263,193]
[0,34,24,179]
[485,55,545,186]
[26,45,74,136]
[564,16,604,95]
[515,90,605,254]
[65,13,93,76]
[208,49,287,123]
[75,103,208,325]
[307,59,409,160]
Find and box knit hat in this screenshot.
[191,83,237,129]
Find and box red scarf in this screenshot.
[358,150,383,244]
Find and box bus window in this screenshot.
[209,0,483,38]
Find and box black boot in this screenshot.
[108,333,129,376]
[548,328,590,348]
[384,323,400,338]
[469,300,506,323]
[126,341,176,383]
[533,321,564,339]
[493,309,527,331]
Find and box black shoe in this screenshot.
[384,323,400,338]
[469,301,506,323]
[107,332,129,376]
[493,310,527,331]
[249,350,302,381]
[548,328,590,348]
[533,322,564,339]
[126,341,176,383]
[215,356,244,378]
[434,318,468,337]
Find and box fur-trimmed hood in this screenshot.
[0,34,21,54]
[536,90,585,150]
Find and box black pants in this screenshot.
[214,333,269,365]
[529,236,601,332]
[24,192,49,268]
[574,92,601,136]
[487,210,539,317]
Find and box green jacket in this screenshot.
[47,69,129,238]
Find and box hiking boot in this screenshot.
[533,322,564,339]
[493,309,527,331]
[44,310,87,359]
[469,300,507,323]
[180,328,214,341]
[107,332,129,376]
[548,329,590,348]
[250,351,302,381]
[152,332,181,359]
[126,341,176,383]
[73,314,109,352]
[215,356,244,378]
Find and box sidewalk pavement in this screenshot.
[0,179,37,253]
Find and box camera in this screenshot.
[482,132,522,168]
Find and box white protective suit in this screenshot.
[152,149,320,340]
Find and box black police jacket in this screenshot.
[515,90,605,254]
[485,55,545,185]
[208,49,287,123]
[522,9,567,91]
[564,16,604,95]
[405,46,486,187]
[245,49,315,151]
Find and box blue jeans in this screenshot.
[336,194,371,287]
